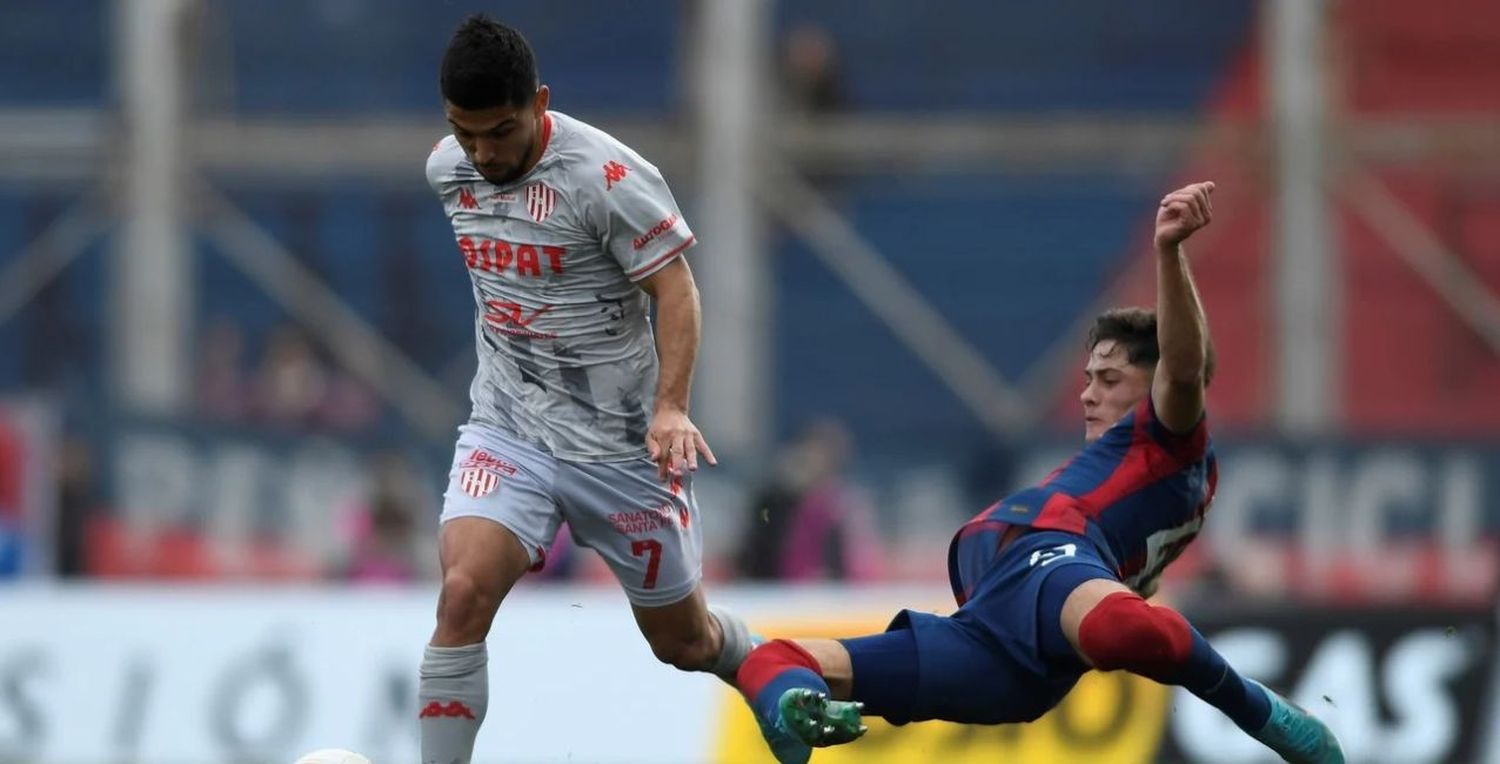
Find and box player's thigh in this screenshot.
[887,609,1077,725]
[439,426,564,592]
[1003,531,1130,663]
[438,517,532,604]
[556,458,701,608]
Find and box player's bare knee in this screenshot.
[646,637,710,671]
[436,570,501,635]
[645,628,718,672]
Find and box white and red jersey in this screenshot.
[426,111,697,461]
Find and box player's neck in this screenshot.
[518,112,553,178]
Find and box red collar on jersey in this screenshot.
[515,112,554,181]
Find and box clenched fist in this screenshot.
[1155,181,1215,251]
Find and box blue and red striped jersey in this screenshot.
[949,396,1216,604]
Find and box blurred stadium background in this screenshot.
[1,0,1498,762]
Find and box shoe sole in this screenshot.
[777,688,869,747]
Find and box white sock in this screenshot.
[418,642,488,764]
[710,606,754,681]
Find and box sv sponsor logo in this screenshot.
[483,300,556,339]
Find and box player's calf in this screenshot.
[643,624,719,672]
[1076,595,1344,764]
[635,595,752,677]
[1075,592,1278,740]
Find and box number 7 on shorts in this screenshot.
[631,539,663,589]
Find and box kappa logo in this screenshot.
[457,186,479,210]
[419,700,477,720]
[603,160,630,190]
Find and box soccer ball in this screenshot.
[294,750,372,764]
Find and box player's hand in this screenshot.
[647,406,717,481]
[1154,181,1215,251]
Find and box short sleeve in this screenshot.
[426,136,460,196]
[586,159,697,281]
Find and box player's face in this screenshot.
[445,86,551,186]
[1080,339,1153,442]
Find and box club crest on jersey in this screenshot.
[458,448,515,498]
[459,466,501,498]
[525,182,557,224]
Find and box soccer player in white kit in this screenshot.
[417,16,756,763]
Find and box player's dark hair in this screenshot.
[441,15,538,110]
[1088,307,1216,385]
[1089,308,1159,367]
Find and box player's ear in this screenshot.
[533,85,550,116]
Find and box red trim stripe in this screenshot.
[956,518,1008,542]
[1034,492,1088,534]
[539,112,554,156]
[1071,410,1194,525]
[628,236,696,280]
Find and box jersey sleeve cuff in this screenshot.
[627,236,697,281]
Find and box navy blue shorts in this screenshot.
[856,530,1118,725]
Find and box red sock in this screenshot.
[1076,591,1271,732]
[1077,592,1193,681]
[737,639,823,702]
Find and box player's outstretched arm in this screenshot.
[1150,181,1216,433]
[639,257,717,480]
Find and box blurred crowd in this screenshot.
[4,4,1494,610]
[196,320,382,433]
[20,405,897,586]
